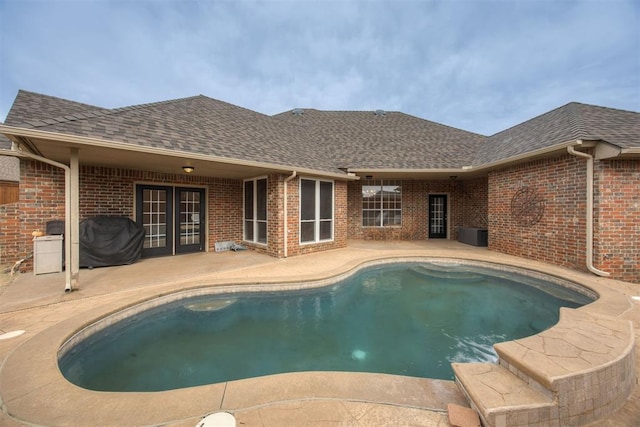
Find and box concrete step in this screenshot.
[452,362,556,427]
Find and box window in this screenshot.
[362,180,402,226]
[300,178,334,243]
[244,178,267,244]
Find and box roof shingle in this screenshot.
[3,92,638,174]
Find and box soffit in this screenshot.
[14,136,306,180]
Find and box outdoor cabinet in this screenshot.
[33,235,63,275]
[458,227,488,247]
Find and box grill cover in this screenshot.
[79,216,145,268]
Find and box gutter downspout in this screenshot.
[567,142,610,277]
[283,171,297,258]
[11,142,77,290]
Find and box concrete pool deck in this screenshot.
[0,240,638,426]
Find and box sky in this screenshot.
[0,0,638,136]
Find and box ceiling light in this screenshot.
[182,166,195,173]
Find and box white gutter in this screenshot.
[567,142,610,277]
[283,171,297,258]
[10,141,77,290]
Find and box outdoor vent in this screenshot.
[374,109,386,117]
[292,108,304,116]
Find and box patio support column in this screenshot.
[69,148,80,290]
[283,171,297,258]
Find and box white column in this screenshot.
[69,148,80,289]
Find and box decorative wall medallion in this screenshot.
[511,187,545,226]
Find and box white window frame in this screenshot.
[299,178,334,244]
[243,176,268,245]
[362,179,402,227]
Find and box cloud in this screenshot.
[1,0,638,136]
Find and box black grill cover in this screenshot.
[79,216,145,268]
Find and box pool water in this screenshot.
[59,262,592,392]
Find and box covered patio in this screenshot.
[1,241,639,426]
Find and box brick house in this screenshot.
[1,90,638,287]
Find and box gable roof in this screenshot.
[272,109,487,169]
[474,102,640,166]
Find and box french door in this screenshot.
[136,185,205,257]
[428,194,448,239]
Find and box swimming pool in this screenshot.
[58,260,594,392]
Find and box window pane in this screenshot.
[361,180,402,228]
[256,179,267,221]
[244,220,253,241]
[301,221,315,242]
[301,179,316,221]
[362,210,378,227]
[319,220,332,240]
[383,210,402,226]
[257,221,267,244]
[319,181,332,219]
[244,181,254,220]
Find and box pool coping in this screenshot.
[0,252,636,426]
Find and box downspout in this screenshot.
[11,141,76,290]
[567,142,610,277]
[283,171,297,258]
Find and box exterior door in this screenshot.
[428,194,448,239]
[137,185,173,257]
[175,188,205,254]
[136,185,205,257]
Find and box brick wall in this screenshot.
[1,160,244,271]
[489,154,587,271]
[489,154,639,283]
[462,177,489,229]
[282,176,348,257]
[0,161,65,270]
[347,179,477,241]
[595,159,640,282]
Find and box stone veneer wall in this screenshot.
[494,310,636,426]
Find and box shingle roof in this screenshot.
[474,102,640,166]
[4,90,109,127]
[3,92,638,174]
[273,109,487,169]
[2,91,340,174]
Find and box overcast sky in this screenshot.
[1,0,638,135]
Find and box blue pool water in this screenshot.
[59,262,593,392]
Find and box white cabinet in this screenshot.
[33,235,63,275]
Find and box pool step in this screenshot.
[452,363,556,427]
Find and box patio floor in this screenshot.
[1,240,639,426]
